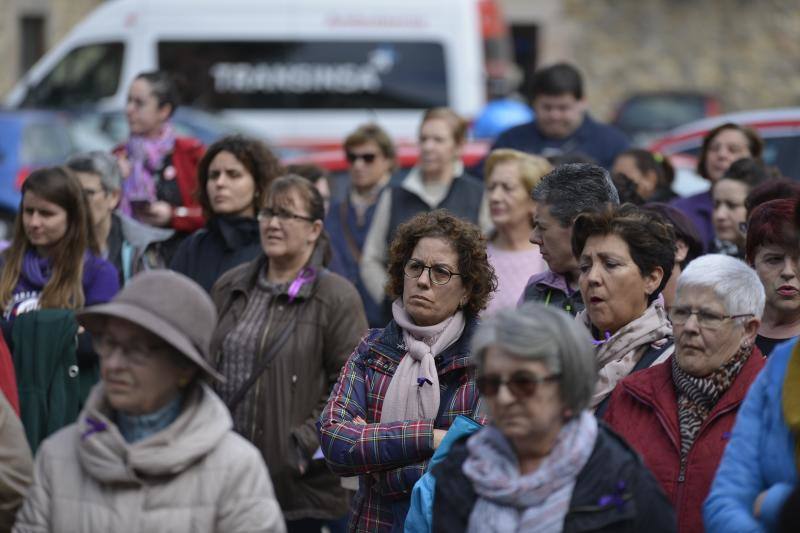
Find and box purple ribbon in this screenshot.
[591,330,613,346]
[417,377,433,387]
[287,266,317,303]
[597,480,627,511]
[81,417,108,441]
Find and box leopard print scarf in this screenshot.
[672,344,751,458]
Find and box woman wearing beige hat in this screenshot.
[12,270,286,533]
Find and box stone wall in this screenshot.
[0,0,101,98]
[561,0,800,120]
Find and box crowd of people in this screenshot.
[0,60,798,533]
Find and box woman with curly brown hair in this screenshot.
[169,135,282,292]
[319,209,496,532]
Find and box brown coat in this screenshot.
[0,391,31,533]
[211,255,368,521]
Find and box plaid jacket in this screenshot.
[318,317,483,532]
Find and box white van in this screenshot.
[6,0,514,146]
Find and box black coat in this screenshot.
[169,215,261,292]
[431,424,677,533]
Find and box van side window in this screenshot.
[158,40,448,110]
[21,42,123,108]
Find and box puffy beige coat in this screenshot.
[13,382,286,533]
[0,392,32,533]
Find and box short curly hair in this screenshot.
[385,210,497,317]
[571,204,676,304]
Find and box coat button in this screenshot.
[68,365,79,378]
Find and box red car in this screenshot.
[649,107,800,181]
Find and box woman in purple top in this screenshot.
[670,122,763,251]
[0,167,120,323]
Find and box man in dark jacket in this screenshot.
[486,63,629,171]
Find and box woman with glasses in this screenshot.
[360,108,491,314]
[13,270,285,532]
[605,254,766,532]
[210,175,368,532]
[746,199,800,356]
[412,302,675,532]
[571,204,676,414]
[169,135,282,292]
[319,210,496,532]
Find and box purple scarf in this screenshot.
[22,250,52,290]
[120,123,177,215]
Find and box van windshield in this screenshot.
[158,40,448,109]
[21,42,124,108]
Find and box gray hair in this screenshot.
[471,302,597,413]
[532,163,620,227]
[676,254,765,319]
[65,151,124,192]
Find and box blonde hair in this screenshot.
[420,107,468,145]
[484,149,553,193]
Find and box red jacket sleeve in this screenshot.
[170,137,206,233]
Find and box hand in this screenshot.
[753,490,768,517]
[433,429,447,450]
[137,201,173,227]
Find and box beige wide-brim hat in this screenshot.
[78,270,224,382]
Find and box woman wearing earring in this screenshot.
[170,135,282,292]
[319,210,497,532]
[605,255,766,533]
[571,204,677,414]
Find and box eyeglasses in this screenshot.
[403,259,462,285]
[257,207,316,223]
[93,333,168,366]
[346,151,378,164]
[668,307,754,330]
[476,372,562,399]
[82,188,106,198]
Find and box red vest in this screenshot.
[604,350,765,533]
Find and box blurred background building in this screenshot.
[2,0,799,119]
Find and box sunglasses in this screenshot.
[346,151,377,164]
[476,371,561,399]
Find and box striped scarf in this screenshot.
[672,344,750,458]
[463,411,598,533]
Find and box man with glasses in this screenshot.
[67,152,174,286]
[325,123,396,326]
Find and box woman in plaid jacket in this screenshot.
[318,210,496,532]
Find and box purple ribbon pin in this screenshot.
[81,417,108,441]
[591,330,613,346]
[597,480,627,511]
[417,377,433,387]
[288,266,317,303]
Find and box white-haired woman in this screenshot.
[407,302,676,532]
[605,255,766,533]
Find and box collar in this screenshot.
[350,176,390,207]
[369,315,478,372]
[229,252,324,302]
[532,270,575,294]
[208,215,260,251]
[400,161,466,208]
[116,393,183,444]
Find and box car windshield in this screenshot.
[617,95,707,133]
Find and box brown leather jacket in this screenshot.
[210,254,368,521]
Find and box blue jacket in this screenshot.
[703,339,799,532]
[404,415,483,533]
[487,113,629,171]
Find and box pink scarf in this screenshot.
[379,300,465,423]
[121,123,177,216]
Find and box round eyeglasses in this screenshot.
[403,259,462,286]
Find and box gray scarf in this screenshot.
[379,300,465,423]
